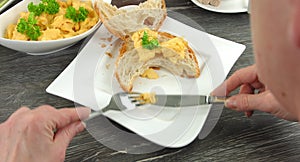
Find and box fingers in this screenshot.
[31,106,90,128]
[226,65,258,94]
[50,107,90,147]
[212,65,258,96]
[30,106,90,148]
[212,65,264,118]
[53,121,86,148]
[54,107,91,129]
[18,105,90,149]
[29,105,90,135]
[225,92,268,112]
[239,84,254,117]
[224,91,297,120]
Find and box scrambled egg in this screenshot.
[131,28,158,49]
[135,93,156,104]
[5,0,98,41]
[131,28,188,63]
[140,68,159,79]
[160,37,187,60]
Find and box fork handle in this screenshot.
[85,111,103,121]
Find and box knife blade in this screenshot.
[152,95,227,107]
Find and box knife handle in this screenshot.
[207,96,227,104]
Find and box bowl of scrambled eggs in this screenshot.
[0,0,111,55]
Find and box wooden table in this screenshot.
[1,0,300,161]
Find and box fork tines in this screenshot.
[127,92,146,107]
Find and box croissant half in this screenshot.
[115,30,200,92]
[94,0,167,40]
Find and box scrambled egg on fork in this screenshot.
[134,92,156,105]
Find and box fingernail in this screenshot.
[225,99,237,109]
[76,107,91,121]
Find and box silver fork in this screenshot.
[86,92,135,120]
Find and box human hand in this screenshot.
[212,65,298,121]
[0,105,91,162]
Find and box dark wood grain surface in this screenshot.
[1,0,300,161]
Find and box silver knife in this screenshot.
[146,95,227,107]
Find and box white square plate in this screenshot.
[46,17,245,147]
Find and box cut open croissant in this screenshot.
[94,0,167,40]
[95,0,201,92]
[115,29,200,92]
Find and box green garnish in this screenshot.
[27,2,45,16]
[142,31,159,50]
[17,12,41,40]
[28,0,60,16]
[65,6,89,23]
[43,0,60,14]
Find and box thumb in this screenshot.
[54,121,86,148]
[225,93,266,112]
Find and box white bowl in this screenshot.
[0,0,111,55]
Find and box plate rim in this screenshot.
[191,0,248,13]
